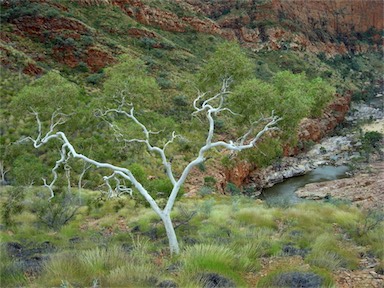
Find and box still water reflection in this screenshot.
[260,165,350,205]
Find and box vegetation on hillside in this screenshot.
[1,187,383,287]
[0,0,383,286]
[1,40,339,190]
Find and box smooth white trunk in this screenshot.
[161,213,180,255]
[27,81,280,255]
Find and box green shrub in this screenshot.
[173,95,189,107]
[85,72,105,85]
[362,131,382,149]
[75,62,89,73]
[33,191,79,231]
[361,131,383,161]
[80,35,94,46]
[1,2,48,22]
[203,176,216,187]
[225,182,241,195]
[156,77,172,89]
[1,186,25,227]
[199,198,215,217]
[129,163,147,184]
[11,154,46,186]
[198,186,213,196]
[139,37,157,50]
[146,178,184,201]
[353,210,384,258]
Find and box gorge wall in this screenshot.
[2,0,382,74]
[112,0,383,55]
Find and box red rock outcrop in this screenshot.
[8,15,115,72]
[127,28,158,39]
[10,16,89,41]
[2,0,382,75]
[22,62,44,76]
[273,0,384,36]
[85,46,115,72]
[224,161,253,188]
[298,92,352,144]
[111,0,382,55]
[113,0,187,32]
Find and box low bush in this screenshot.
[1,186,25,227]
[256,263,334,288]
[198,185,213,196]
[180,244,247,286]
[33,191,79,231]
[272,271,323,288]
[86,73,104,85]
[305,233,360,270]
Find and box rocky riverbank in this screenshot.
[295,161,383,210]
[246,99,384,197]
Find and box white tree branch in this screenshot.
[0,161,10,184]
[100,106,177,185]
[28,112,163,216]
[103,172,133,197]
[42,145,67,199]
[78,162,91,191]
[26,78,281,255]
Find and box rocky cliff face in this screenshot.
[111,0,383,55]
[271,0,384,54]
[1,0,382,74]
[273,0,384,35]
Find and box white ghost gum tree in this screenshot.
[25,78,280,255]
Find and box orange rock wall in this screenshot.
[112,0,383,54]
[273,0,384,35]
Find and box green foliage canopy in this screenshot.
[196,42,254,91]
[11,70,83,120]
[230,71,335,145]
[11,154,46,186]
[100,54,161,110]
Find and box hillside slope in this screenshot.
[0,0,383,190]
[1,0,382,75]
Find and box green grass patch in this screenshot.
[180,244,247,286]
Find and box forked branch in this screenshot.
[25,78,281,255]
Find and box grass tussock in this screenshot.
[0,245,27,287]
[235,207,278,229]
[305,233,360,270]
[180,244,247,286]
[39,241,159,287]
[1,185,382,287]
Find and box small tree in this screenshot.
[24,79,280,254]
